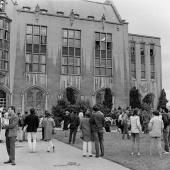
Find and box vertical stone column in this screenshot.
[45,92,48,111]
[21,93,25,115]
[91,95,96,106]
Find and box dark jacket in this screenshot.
[69,115,80,130]
[5,114,19,137]
[162,113,169,129]
[90,111,105,132]
[24,114,39,132]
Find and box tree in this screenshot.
[157,89,168,110]
[129,87,141,109]
[142,93,155,105]
[66,87,76,105]
[103,88,113,110]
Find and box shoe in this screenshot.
[89,155,93,157]
[4,160,12,164]
[46,150,50,153]
[11,161,16,166]
[83,155,86,157]
[100,154,104,157]
[95,155,99,158]
[137,152,141,156]
[130,152,134,156]
[163,151,169,154]
[52,146,55,152]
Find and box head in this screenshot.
[8,106,16,117]
[30,108,35,115]
[153,110,159,116]
[92,105,99,112]
[25,111,28,115]
[45,111,51,117]
[17,112,21,117]
[133,109,139,116]
[65,110,69,115]
[85,110,91,118]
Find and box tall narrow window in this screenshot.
[150,44,155,79]
[130,41,136,78]
[25,25,47,73]
[95,32,112,76]
[140,43,145,79]
[0,18,10,71]
[62,29,81,75]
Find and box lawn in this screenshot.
[54,129,170,170]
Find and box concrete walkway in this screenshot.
[0,137,130,170]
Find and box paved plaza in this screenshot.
[0,132,129,170]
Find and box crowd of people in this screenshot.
[0,104,170,166]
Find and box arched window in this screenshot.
[0,89,6,108]
[25,87,45,114]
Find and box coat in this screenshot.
[42,117,55,140]
[80,117,92,142]
[24,114,39,132]
[5,114,18,137]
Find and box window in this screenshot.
[0,18,10,71]
[129,42,136,78]
[0,90,6,108]
[61,29,81,75]
[95,32,112,76]
[25,25,47,73]
[140,43,145,79]
[150,44,155,79]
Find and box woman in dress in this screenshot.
[42,111,55,152]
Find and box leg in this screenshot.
[136,134,140,154]
[72,129,77,144]
[157,137,162,156]
[98,132,104,156]
[93,132,99,157]
[163,128,169,152]
[5,137,10,159]
[69,130,73,143]
[83,141,87,156]
[32,132,37,152]
[9,137,16,163]
[27,132,32,151]
[131,133,135,154]
[88,141,92,156]
[150,137,154,155]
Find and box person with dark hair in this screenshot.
[17,112,23,142]
[89,105,105,158]
[130,109,142,156]
[24,108,39,152]
[22,111,28,141]
[42,111,55,152]
[148,110,164,158]
[63,110,70,137]
[3,106,18,166]
[80,109,92,157]
[68,111,80,144]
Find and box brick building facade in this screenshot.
[0,0,162,114]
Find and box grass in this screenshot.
[54,128,170,170]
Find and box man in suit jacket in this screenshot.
[90,105,105,158]
[4,106,18,166]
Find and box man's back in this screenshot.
[25,114,39,132]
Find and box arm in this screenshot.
[6,116,18,129]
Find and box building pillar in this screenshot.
[91,95,96,106]
[21,93,25,115]
[112,96,115,110]
[45,92,48,111]
[10,92,13,106]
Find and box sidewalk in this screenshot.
[0,136,130,170]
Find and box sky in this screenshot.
[94,0,170,105]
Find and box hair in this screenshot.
[133,109,138,116]
[92,105,99,112]
[25,111,28,114]
[9,106,16,113]
[153,111,159,116]
[30,108,35,115]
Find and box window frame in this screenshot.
[25,24,47,73]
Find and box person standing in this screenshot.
[90,106,105,158]
[80,110,92,157]
[130,109,142,156]
[24,108,39,153]
[3,106,18,166]
[17,113,23,142]
[42,111,55,152]
[22,111,28,141]
[149,111,164,158]
[68,111,80,144]
[63,110,70,137]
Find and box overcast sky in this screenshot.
[94,0,170,105]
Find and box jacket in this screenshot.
[5,114,19,137]
[130,115,142,133]
[24,114,39,132]
[90,111,105,132]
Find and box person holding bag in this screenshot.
[130,108,142,156]
[42,111,55,152]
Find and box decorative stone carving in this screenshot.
[101,14,106,30]
[69,9,75,26]
[0,0,5,12]
[34,4,40,23]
